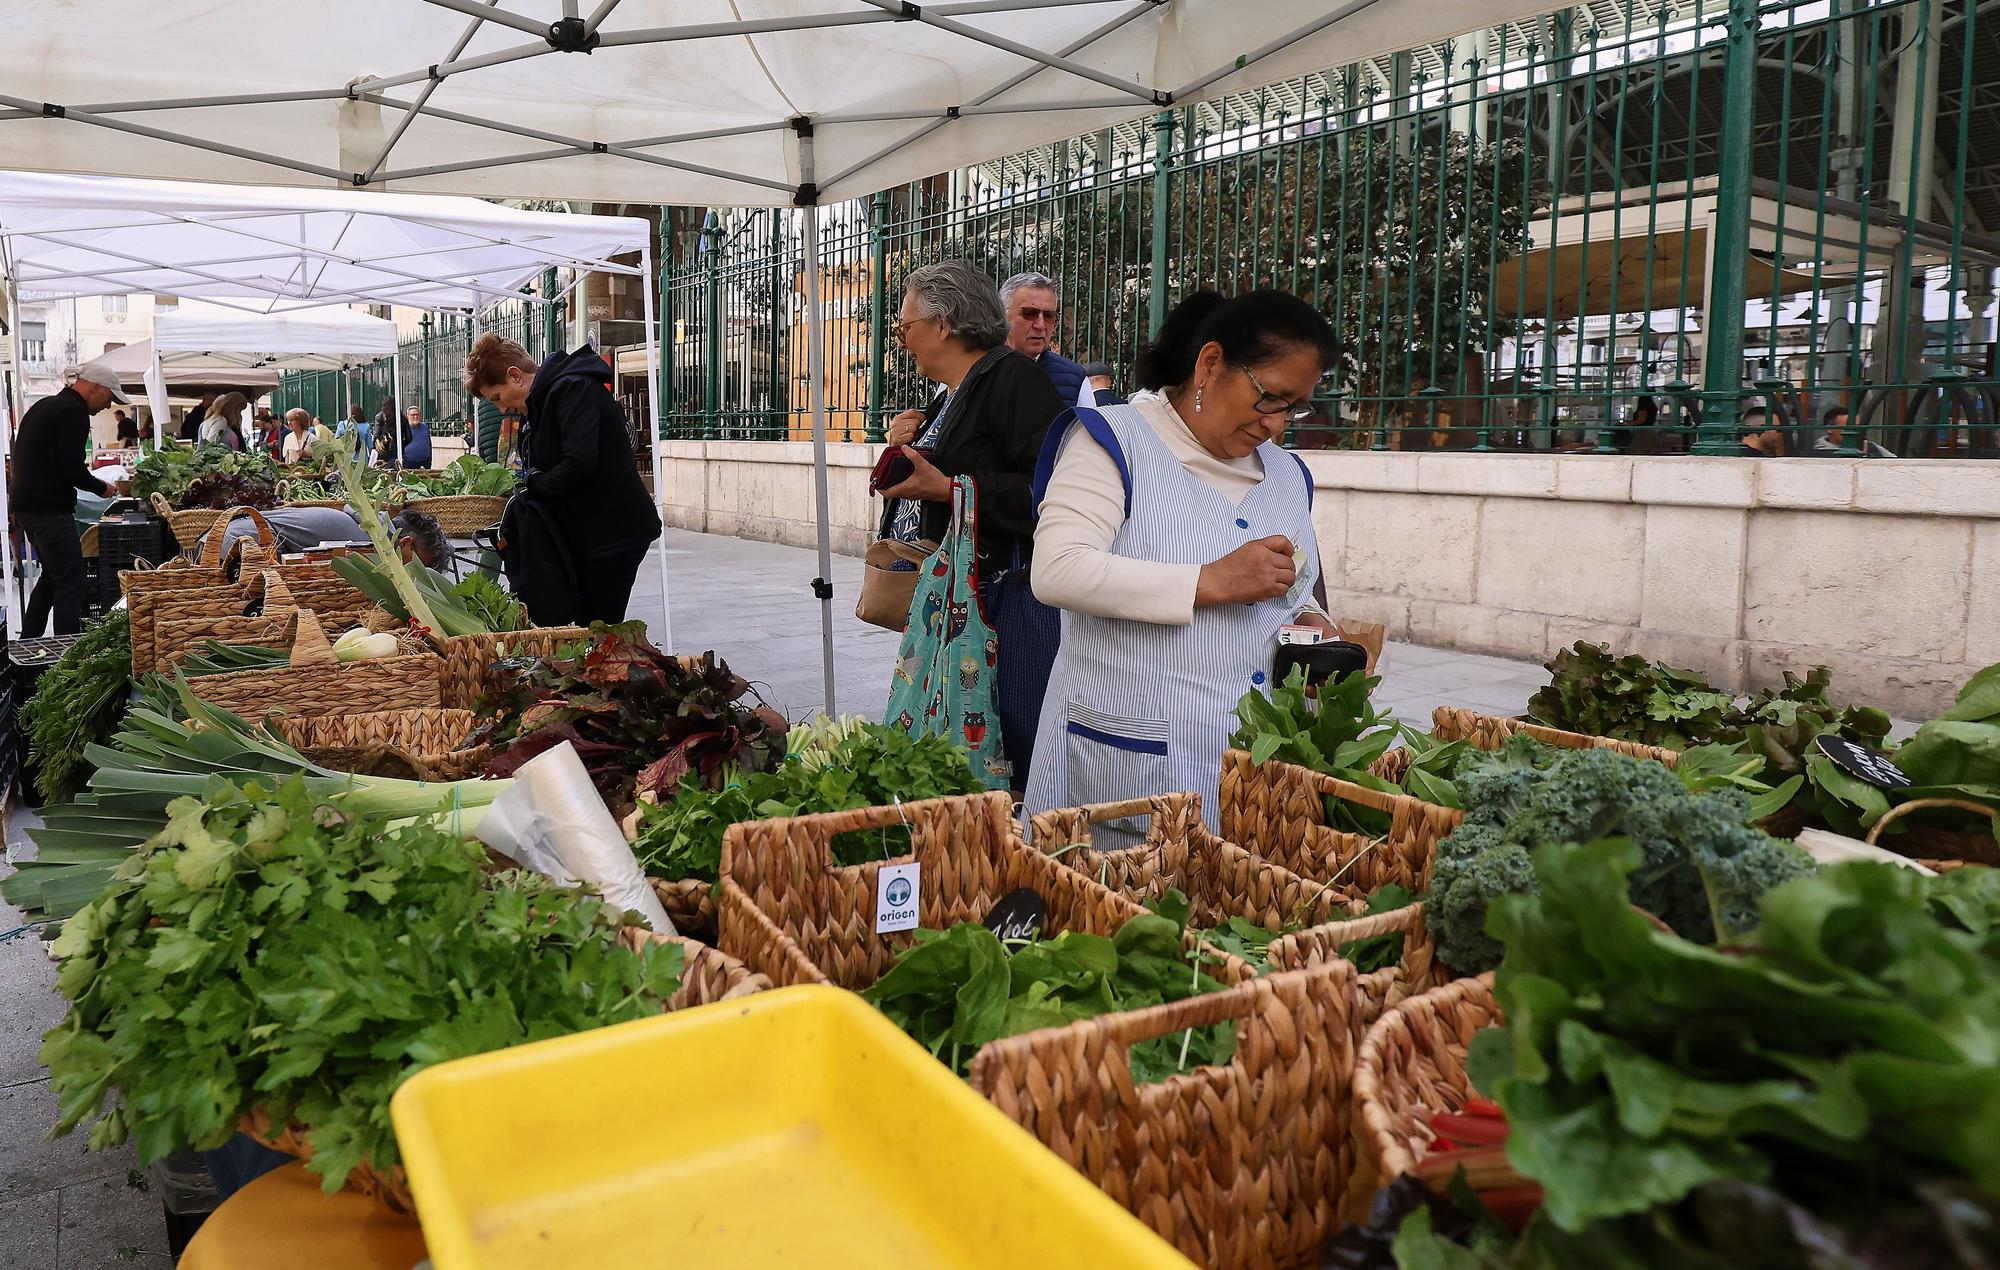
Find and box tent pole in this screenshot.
[640,247,674,648]
[469,307,480,460]
[1,269,22,644]
[799,184,838,716]
[393,343,406,468]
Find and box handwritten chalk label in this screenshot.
[1813,735,1913,791]
[982,888,1047,942]
[875,861,921,934]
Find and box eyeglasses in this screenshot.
[890,316,928,344]
[1013,306,1059,323]
[1240,365,1320,424]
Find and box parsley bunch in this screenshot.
[41,778,683,1191]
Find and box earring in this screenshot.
[1194,384,1204,414]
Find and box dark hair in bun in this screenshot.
[1134,289,1338,391]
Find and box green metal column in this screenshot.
[1148,111,1175,335]
[1694,0,1761,455]
[418,313,433,419]
[541,267,560,354]
[701,210,722,435]
[865,190,890,442]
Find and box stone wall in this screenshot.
[656,440,1998,719]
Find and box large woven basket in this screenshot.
[397,493,508,536]
[271,706,493,780]
[1866,798,2000,866]
[717,791,1252,990]
[1030,791,1437,1028]
[127,573,266,676]
[971,958,1363,1268]
[1219,749,1461,898]
[187,609,442,719]
[122,507,277,672]
[150,491,240,554]
[1429,706,1681,768]
[1352,974,1502,1182]
[243,927,769,1214]
[434,626,590,709]
[150,568,392,671]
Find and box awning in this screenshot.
[0,0,1564,206]
[92,340,282,392]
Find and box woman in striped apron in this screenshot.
[1025,289,1339,836]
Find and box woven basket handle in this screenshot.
[260,569,298,618]
[1866,797,1998,845]
[1028,792,1197,853]
[199,505,277,568]
[285,609,340,669]
[1264,898,1426,971]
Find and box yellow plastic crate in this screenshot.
[391,985,1194,1269]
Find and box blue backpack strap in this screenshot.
[1032,406,1131,518]
[1290,450,1315,507]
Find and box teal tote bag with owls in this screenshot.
[883,478,1011,790]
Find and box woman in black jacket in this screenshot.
[877,260,1065,778]
[464,334,662,624]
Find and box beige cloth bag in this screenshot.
[854,536,937,632]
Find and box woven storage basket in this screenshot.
[970,958,1363,1269]
[1219,749,1461,898]
[397,493,509,536]
[434,626,590,709]
[1031,792,1437,1029]
[127,572,270,676]
[717,790,1252,991]
[271,706,492,780]
[1429,706,1681,768]
[122,507,278,673]
[1353,974,1502,1182]
[1866,798,2000,866]
[243,927,768,1214]
[149,568,392,670]
[617,793,719,941]
[187,609,442,719]
[150,491,240,554]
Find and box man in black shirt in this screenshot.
[13,362,124,635]
[179,391,214,443]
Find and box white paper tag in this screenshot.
[874,861,921,934]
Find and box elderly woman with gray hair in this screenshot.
[878,259,1064,779]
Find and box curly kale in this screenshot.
[1429,746,1814,973]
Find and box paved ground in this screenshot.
[0,528,1548,1265]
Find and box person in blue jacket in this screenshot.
[1000,272,1092,404]
[400,405,432,468]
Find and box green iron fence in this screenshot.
[657,0,1999,457]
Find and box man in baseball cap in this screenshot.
[10,361,126,634]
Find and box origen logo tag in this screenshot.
[875,862,920,934]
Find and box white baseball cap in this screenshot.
[74,361,131,405]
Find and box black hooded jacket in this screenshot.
[521,345,662,557]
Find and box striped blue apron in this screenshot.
[1023,404,1320,839]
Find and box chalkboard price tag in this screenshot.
[983,887,1047,942]
[1813,735,1913,791]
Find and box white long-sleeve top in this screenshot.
[1031,390,1266,626]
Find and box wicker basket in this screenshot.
[970,958,1363,1268]
[271,706,493,780]
[127,572,268,676]
[1030,791,1437,1028]
[243,927,769,1214]
[617,793,718,941]
[717,790,1251,991]
[397,493,508,536]
[149,567,392,670]
[1353,974,1502,1182]
[1429,706,1681,768]
[434,627,590,709]
[150,491,240,554]
[1866,798,2000,866]
[187,609,442,719]
[1219,749,1461,898]
[122,507,278,672]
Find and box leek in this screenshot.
[331,446,442,634]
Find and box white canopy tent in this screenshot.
[0,175,658,644]
[94,341,281,391]
[0,0,1559,711]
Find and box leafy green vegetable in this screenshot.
[446,572,527,633]
[40,778,682,1191]
[22,612,133,803]
[632,721,983,881]
[1465,838,2000,1242]
[1193,883,1416,975]
[861,898,1233,1078]
[397,454,518,498]
[1232,666,1436,833]
[1426,740,1812,973]
[134,443,281,507]
[1332,883,1419,974]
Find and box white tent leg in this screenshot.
[469,308,480,460]
[2,270,21,643]
[800,200,838,717]
[640,245,673,648]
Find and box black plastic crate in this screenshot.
[95,514,173,607]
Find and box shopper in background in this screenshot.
[401,405,433,469]
[1076,361,1127,408]
[1000,272,1091,408]
[200,392,248,451]
[464,334,660,624]
[337,404,374,464]
[13,362,125,635]
[280,408,315,463]
[179,391,215,443]
[1813,405,1896,458]
[1026,288,1339,836]
[112,409,138,447]
[879,261,1064,780]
